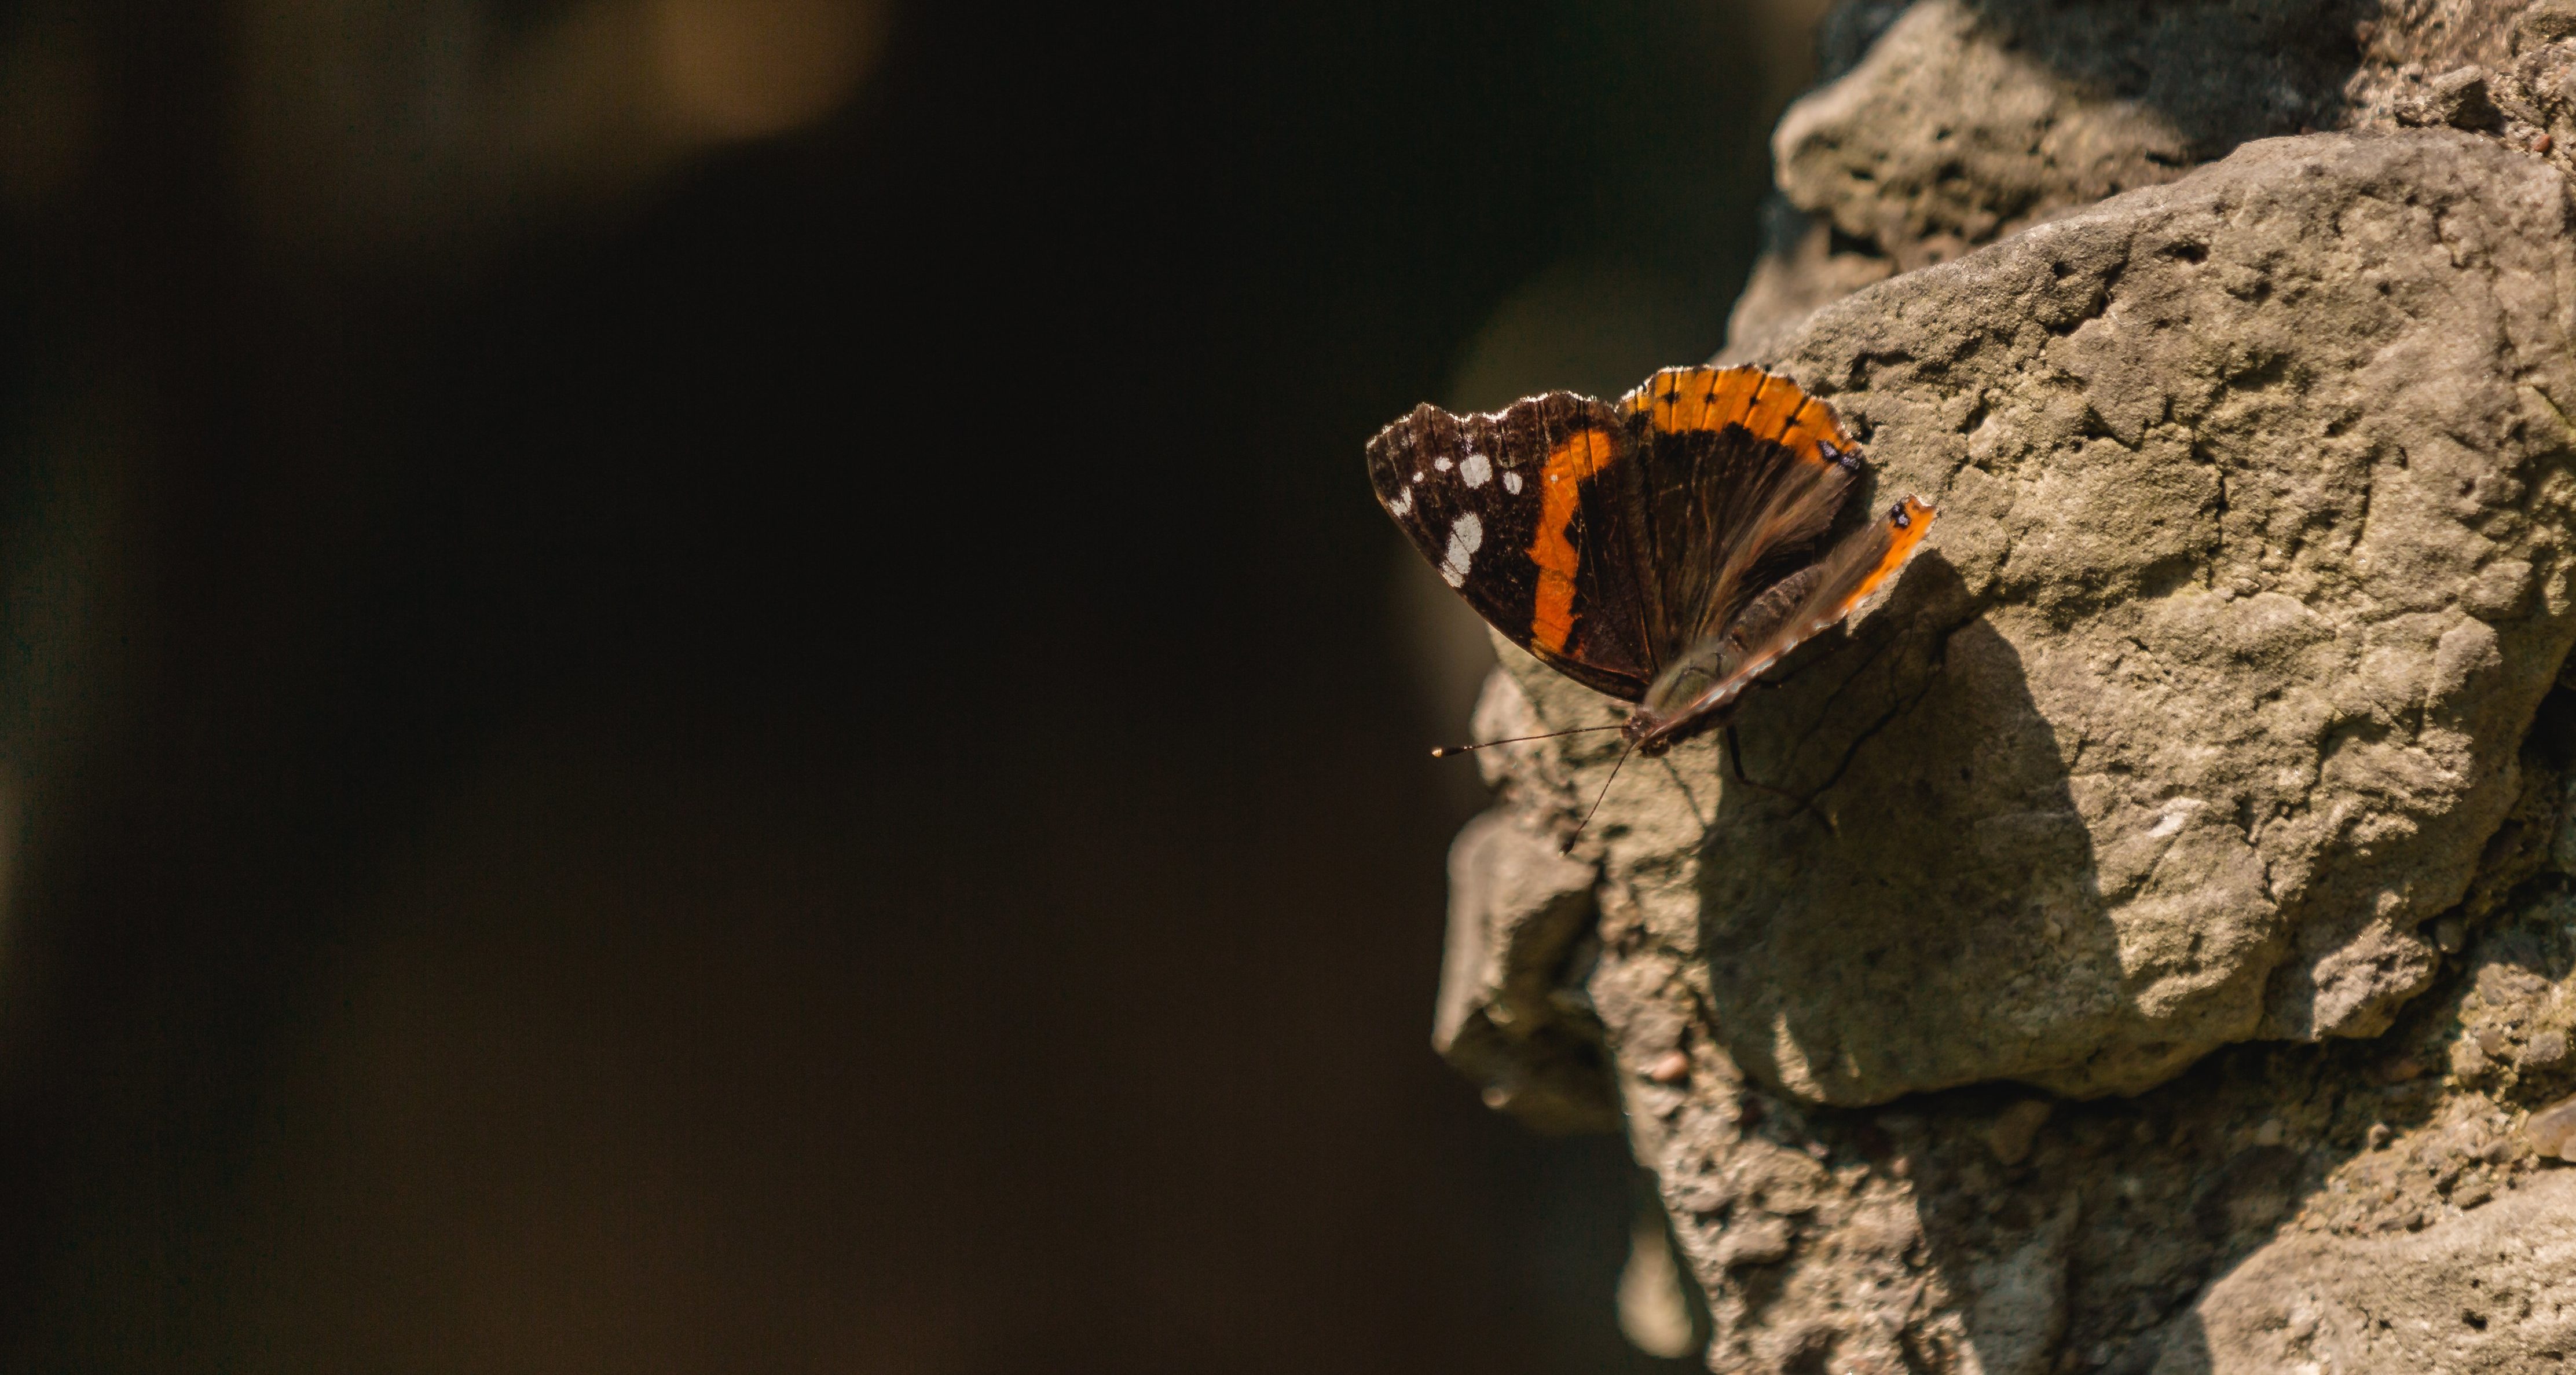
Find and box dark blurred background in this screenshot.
[0,2,1820,1369]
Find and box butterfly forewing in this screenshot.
[1365,394,1657,700]
[1368,365,1934,751]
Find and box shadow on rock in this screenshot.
[1694,553,2125,1107]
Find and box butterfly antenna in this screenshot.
[1429,725,1624,759]
[1562,737,1636,855]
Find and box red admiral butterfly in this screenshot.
[1369,365,1934,763]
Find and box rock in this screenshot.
[2167,1169,2576,1373]
[2522,0,2576,52]
[1772,0,2183,271]
[1419,4,2576,1366]
[1989,1099,2053,1165]
[2395,65,2508,130]
[2527,1092,2576,1159]
[1615,1212,1702,1359]
[1492,127,2576,1110]
[1430,807,1617,1131]
[1770,0,2354,271]
[1966,1202,2077,1375]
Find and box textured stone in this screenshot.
[1430,806,1618,1132]
[2166,1168,2576,1374]
[1771,0,2359,272]
[1486,128,2576,1110]
[2528,1092,2576,1158]
[1420,5,2576,1369]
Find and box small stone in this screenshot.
[1644,1050,1691,1085]
[2522,1029,2570,1069]
[2395,67,2505,131]
[2454,1037,2491,1077]
[2253,1118,2285,1147]
[2478,1023,2511,1058]
[1714,1214,1795,1268]
[2526,1093,2576,1160]
[2537,132,2556,154]
[2377,1055,2428,1084]
[2368,1122,2392,1149]
[1988,1098,2053,1165]
[2454,1172,2496,1208]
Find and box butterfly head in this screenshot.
[1621,705,1692,759]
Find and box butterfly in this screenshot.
[1367,364,1934,765]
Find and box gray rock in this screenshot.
[2527,1092,2576,1158]
[1488,127,2576,1110]
[2164,1169,2576,1374]
[1771,0,2355,272]
[1421,5,2576,1367]
[2394,65,2508,129]
[1430,806,1618,1132]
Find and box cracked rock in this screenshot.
[1484,127,2576,1110]
[1423,4,2576,1370]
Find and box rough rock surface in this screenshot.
[1771,0,2361,272]
[1427,3,2576,1370]
[1431,808,1618,1132]
[1502,128,2576,1108]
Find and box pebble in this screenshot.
[2527,1093,2576,1160]
[1988,1099,2053,1165]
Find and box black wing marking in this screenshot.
[1365,393,1655,700]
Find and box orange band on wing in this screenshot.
[1527,427,1619,654]
[1775,402,1845,466]
[1829,496,1937,619]
[1742,378,1807,442]
[1624,366,1853,466]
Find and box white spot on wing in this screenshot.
[1503,471,1522,494]
[1460,452,1491,488]
[1434,457,1453,473]
[1387,488,1413,517]
[1438,513,1483,587]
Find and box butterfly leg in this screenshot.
[1723,723,1838,834]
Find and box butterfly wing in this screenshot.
[1639,496,1938,742]
[1366,393,1657,701]
[1618,366,1863,663]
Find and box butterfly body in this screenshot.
[1368,365,1934,759]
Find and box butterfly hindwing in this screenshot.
[1646,496,1939,733]
[1365,394,1657,700]
[1617,366,1864,663]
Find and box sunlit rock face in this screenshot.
[1431,3,2576,1369]
[1484,128,2576,1109]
